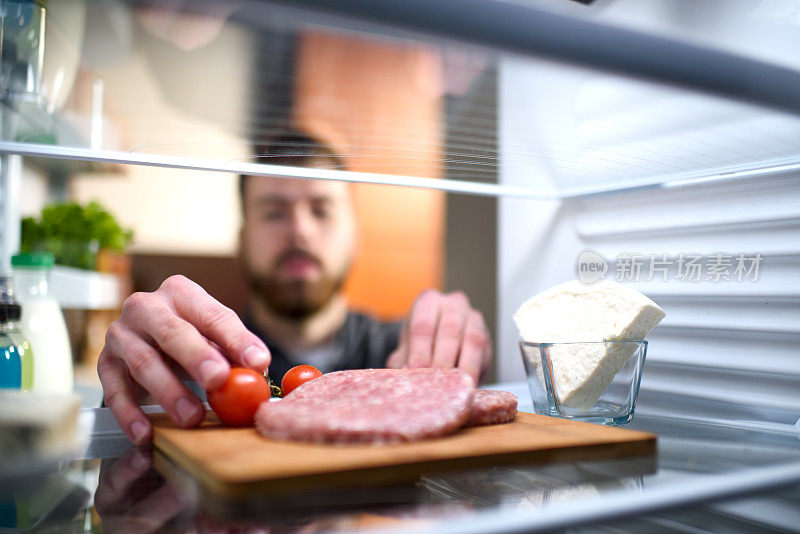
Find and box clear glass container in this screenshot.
[519,340,647,426]
[0,0,46,103]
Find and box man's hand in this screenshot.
[97,275,270,446]
[386,289,492,384]
[94,448,191,534]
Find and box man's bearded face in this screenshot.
[240,177,356,320]
[244,246,348,319]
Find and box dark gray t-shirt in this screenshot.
[242,312,403,386]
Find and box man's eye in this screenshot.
[262,210,286,221]
[312,204,333,219]
[313,208,330,219]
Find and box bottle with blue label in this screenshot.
[0,303,23,389]
[7,304,34,390]
[0,276,34,390]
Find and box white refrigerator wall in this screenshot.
[497,56,800,411]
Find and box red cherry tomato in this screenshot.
[281,365,323,396]
[207,367,271,426]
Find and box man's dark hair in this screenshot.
[238,130,347,208]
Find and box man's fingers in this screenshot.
[385,321,408,369]
[457,311,490,385]
[482,335,493,377]
[405,290,440,368]
[162,275,271,372]
[431,298,469,370]
[385,346,405,369]
[95,448,152,513]
[98,351,152,446]
[106,324,204,429]
[122,291,231,391]
[126,481,191,534]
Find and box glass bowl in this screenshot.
[519,340,647,426]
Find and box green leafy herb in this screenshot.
[20,201,133,270]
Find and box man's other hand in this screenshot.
[386,289,492,384]
[97,275,270,446]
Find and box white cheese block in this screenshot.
[514,280,665,410]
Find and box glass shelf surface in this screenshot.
[7,380,800,533]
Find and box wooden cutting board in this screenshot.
[150,411,655,497]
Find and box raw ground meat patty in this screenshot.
[467,389,518,426]
[255,368,475,444]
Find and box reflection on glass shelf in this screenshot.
[8,387,800,534]
[501,54,800,195]
[421,460,650,512]
[1,0,799,198]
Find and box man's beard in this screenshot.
[243,250,347,320]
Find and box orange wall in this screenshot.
[294,30,445,320]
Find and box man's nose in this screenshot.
[289,206,315,244]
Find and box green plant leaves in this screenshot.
[19,201,134,270]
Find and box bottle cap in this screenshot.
[11,252,55,269]
[0,303,22,323]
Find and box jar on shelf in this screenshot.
[11,253,72,393]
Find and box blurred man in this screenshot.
[98,131,492,446]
